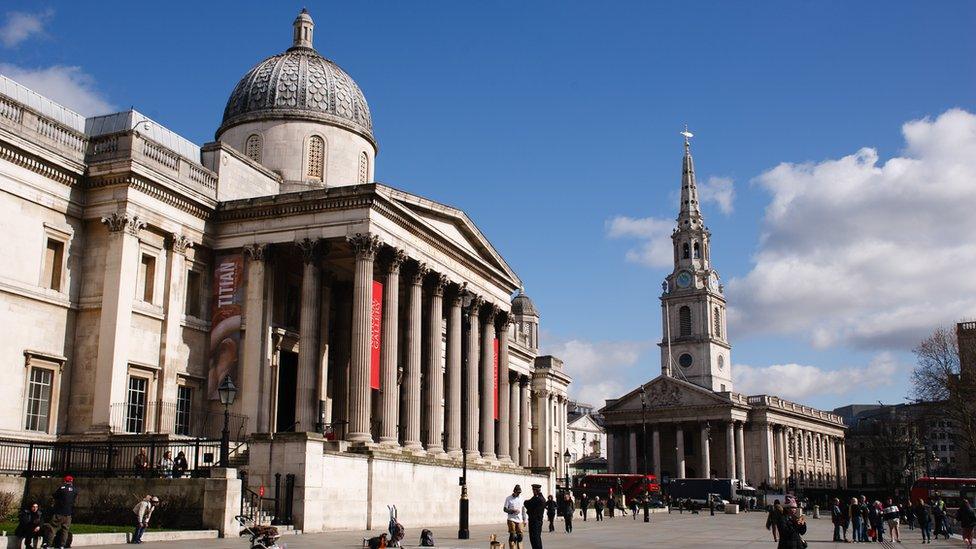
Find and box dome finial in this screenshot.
[293,8,315,49]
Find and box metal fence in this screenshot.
[0,437,247,478]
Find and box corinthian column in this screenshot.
[465,296,482,458]
[403,262,428,451]
[519,376,530,465]
[510,373,520,465]
[497,317,512,462]
[425,273,448,454]
[378,248,406,446]
[445,285,464,457]
[480,305,498,459]
[346,233,380,443]
[701,423,711,478]
[726,421,736,479]
[295,238,322,432]
[675,426,686,478]
[736,421,746,482]
[241,243,268,431]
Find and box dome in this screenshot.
[217,10,373,144]
[511,290,538,317]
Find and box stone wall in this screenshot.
[246,433,553,533]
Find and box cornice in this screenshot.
[215,192,374,222]
[87,173,214,220]
[0,140,82,187]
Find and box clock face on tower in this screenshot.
[676,271,693,289]
[709,272,719,289]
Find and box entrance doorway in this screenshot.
[276,351,298,432]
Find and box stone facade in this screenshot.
[0,9,570,529]
[600,135,846,491]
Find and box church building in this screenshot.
[599,134,847,492]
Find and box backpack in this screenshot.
[419,528,435,546]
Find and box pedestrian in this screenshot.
[579,493,589,522]
[884,497,901,543]
[869,500,885,542]
[858,495,870,542]
[560,492,574,533]
[831,497,844,542]
[776,497,807,549]
[840,497,850,542]
[933,498,948,540]
[133,448,149,475]
[523,484,546,549]
[607,494,615,518]
[766,499,782,543]
[15,502,41,549]
[131,495,158,544]
[172,451,188,479]
[43,475,77,549]
[915,499,932,544]
[958,499,976,549]
[158,451,174,478]
[503,485,526,549]
[594,496,604,522]
[937,497,953,538]
[905,498,916,531]
[630,496,639,520]
[545,495,556,533]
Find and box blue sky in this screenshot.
[3,1,975,410]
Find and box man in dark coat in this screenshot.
[45,475,77,548]
[545,495,557,532]
[579,493,590,521]
[523,484,547,549]
[15,502,41,548]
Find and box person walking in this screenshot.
[868,500,885,542]
[937,497,954,539]
[958,499,976,549]
[44,475,77,549]
[607,493,615,518]
[15,502,41,549]
[158,451,174,478]
[545,495,556,533]
[933,498,948,540]
[915,499,932,544]
[503,485,527,549]
[172,451,188,479]
[594,496,604,522]
[884,497,902,543]
[776,497,808,549]
[831,498,844,542]
[523,484,546,549]
[560,492,574,533]
[630,496,639,520]
[858,496,870,542]
[766,499,782,543]
[579,493,589,522]
[130,495,158,544]
[905,497,916,531]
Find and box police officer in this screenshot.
[523,484,547,549]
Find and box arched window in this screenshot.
[358,151,369,183]
[713,307,722,337]
[245,134,262,163]
[693,241,701,259]
[307,135,325,180]
[682,242,690,259]
[679,306,692,337]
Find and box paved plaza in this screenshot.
[124,511,964,548]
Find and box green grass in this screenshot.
[0,520,172,534]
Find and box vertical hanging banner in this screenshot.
[370,280,383,390]
[208,253,244,399]
[493,338,500,420]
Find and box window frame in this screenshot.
[22,351,65,435]
[39,224,71,294]
[136,245,161,305]
[306,134,326,181]
[244,133,263,163]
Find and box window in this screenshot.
[138,254,156,303]
[24,367,53,432]
[682,243,690,259]
[359,151,369,183]
[693,242,701,259]
[185,270,202,318]
[678,353,693,368]
[713,307,722,338]
[679,306,692,336]
[42,238,65,291]
[176,385,192,436]
[718,355,725,370]
[125,376,148,433]
[307,135,324,180]
[245,134,262,163]
[720,384,726,392]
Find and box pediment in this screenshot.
[569,414,602,431]
[602,376,732,413]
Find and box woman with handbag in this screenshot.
[776,497,807,549]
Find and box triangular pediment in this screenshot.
[602,375,733,413]
[568,414,602,431]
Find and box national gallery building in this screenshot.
[600,137,848,493]
[0,10,571,530]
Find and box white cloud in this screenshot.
[0,64,114,116]
[728,109,976,350]
[0,10,52,48]
[735,353,901,400]
[699,176,735,214]
[605,215,674,268]
[541,336,647,407]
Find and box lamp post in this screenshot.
[458,293,471,540]
[562,448,571,490]
[217,375,238,468]
[640,386,650,523]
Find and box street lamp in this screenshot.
[640,386,650,522]
[217,374,238,468]
[458,293,472,540]
[562,449,571,490]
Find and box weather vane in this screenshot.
[680,124,694,145]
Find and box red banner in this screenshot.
[370,280,383,390]
[208,253,244,399]
[493,338,499,420]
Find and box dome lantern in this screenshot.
[292,8,314,50]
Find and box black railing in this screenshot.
[0,437,247,478]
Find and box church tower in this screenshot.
[659,129,732,393]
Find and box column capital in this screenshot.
[243,243,269,261]
[496,312,513,330]
[296,237,325,264]
[379,246,408,274]
[449,282,467,306]
[165,233,193,255]
[408,261,430,285]
[466,294,484,318]
[518,375,530,388]
[348,232,381,260]
[429,272,449,296]
[101,211,145,236]
[482,303,499,324]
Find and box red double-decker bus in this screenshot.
[574,474,660,505]
[910,477,976,509]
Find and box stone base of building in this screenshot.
[246,432,553,533]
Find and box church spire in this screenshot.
[292,8,315,49]
[678,125,702,226]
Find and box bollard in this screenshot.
[813,505,820,519]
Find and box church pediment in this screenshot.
[602,376,735,413]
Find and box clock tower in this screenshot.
[659,129,732,392]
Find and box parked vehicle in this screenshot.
[573,474,660,505]
[666,478,753,507]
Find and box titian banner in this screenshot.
[370,280,383,390]
[493,338,499,420]
[208,253,244,400]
